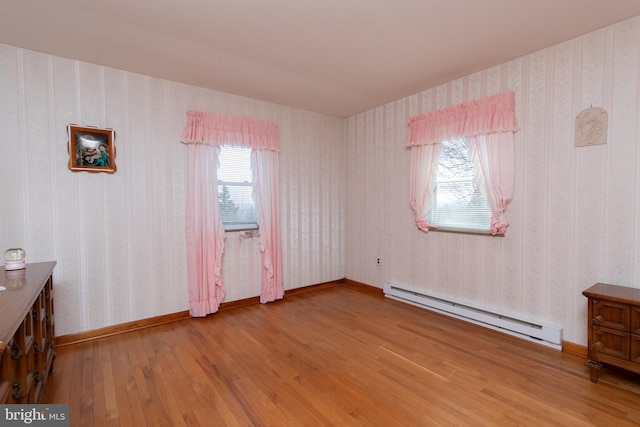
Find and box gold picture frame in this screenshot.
[67,124,116,173]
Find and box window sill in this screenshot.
[429,226,504,237]
[223,224,259,232]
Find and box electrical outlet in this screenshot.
[376,257,381,266]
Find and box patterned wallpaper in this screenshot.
[345,16,640,346]
[0,44,345,335]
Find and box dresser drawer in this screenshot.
[632,334,640,364]
[632,306,640,335]
[591,327,630,360]
[592,300,630,332]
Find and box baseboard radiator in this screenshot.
[383,283,563,350]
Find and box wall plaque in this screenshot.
[575,107,607,148]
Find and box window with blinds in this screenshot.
[217,145,258,231]
[428,137,492,233]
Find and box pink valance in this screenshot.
[181,110,279,150]
[407,92,518,146]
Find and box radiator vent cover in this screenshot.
[384,283,563,350]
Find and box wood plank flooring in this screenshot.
[46,284,640,426]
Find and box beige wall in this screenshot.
[0,44,345,335]
[345,16,640,346]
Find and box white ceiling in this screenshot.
[2,0,640,118]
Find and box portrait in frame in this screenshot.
[67,124,116,173]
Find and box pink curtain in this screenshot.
[252,149,283,303]
[181,111,283,315]
[407,92,518,234]
[185,144,226,316]
[467,132,515,235]
[409,143,440,231]
[182,111,279,150]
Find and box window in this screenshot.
[183,110,282,313]
[428,138,492,233]
[408,92,517,236]
[217,146,257,231]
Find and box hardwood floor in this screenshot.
[46,284,640,426]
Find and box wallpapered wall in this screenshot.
[0,43,345,336]
[345,16,640,346]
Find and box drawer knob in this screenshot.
[11,380,23,400]
[10,342,21,360]
[591,315,604,330]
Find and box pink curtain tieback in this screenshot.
[415,215,436,232]
[490,217,509,235]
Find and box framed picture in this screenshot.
[67,124,116,173]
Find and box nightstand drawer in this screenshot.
[591,327,630,360]
[632,306,640,335]
[592,300,630,332]
[632,334,640,364]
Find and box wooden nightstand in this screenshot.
[583,283,640,383]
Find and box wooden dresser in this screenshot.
[0,261,56,403]
[583,282,640,383]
